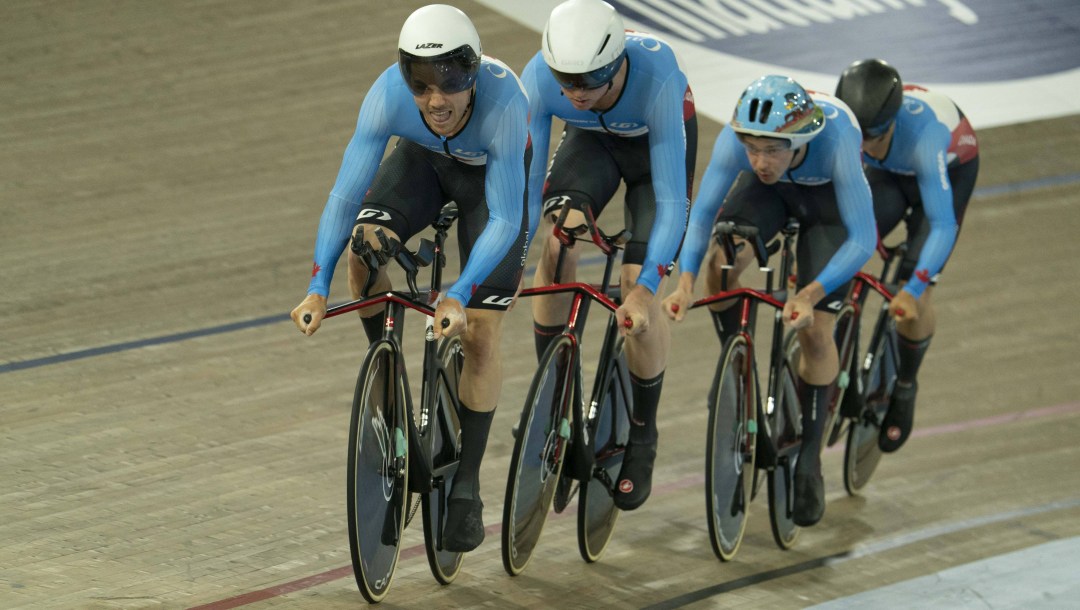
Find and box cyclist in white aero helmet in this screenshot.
[664,75,877,527]
[522,0,698,511]
[291,4,532,553]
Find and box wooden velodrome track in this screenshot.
[3,1,1079,608]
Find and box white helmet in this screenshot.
[541,0,626,90]
[397,5,482,95]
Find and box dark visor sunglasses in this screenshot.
[548,52,625,91]
[862,118,894,140]
[399,46,480,96]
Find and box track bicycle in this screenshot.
[781,239,905,496]
[839,241,906,495]
[689,219,805,559]
[502,201,633,575]
[307,204,465,603]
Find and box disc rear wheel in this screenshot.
[501,335,576,576]
[421,337,465,584]
[767,359,801,550]
[844,316,898,495]
[578,349,631,563]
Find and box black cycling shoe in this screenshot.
[792,472,825,527]
[613,441,657,511]
[879,380,918,453]
[442,498,485,552]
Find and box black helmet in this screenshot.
[835,59,902,138]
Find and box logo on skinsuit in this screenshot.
[357,209,391,221]
[482,295,515,307]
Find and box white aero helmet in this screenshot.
[541,0,626,90]
[397,4,482,95]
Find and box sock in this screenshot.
[897,334,933,384]
[711,306,741,343]
[629,371,664,444]
[450,404,495,501]
[533,322,564,361]
[360,312,386,343]
[796,380,831,476]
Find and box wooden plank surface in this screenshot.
[2,1,1079,608]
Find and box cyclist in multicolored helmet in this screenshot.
[835,58,979,453]
[290,4,531,553]
[521,0,697,511]
[663,75,876,527]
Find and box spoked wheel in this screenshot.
[705,335,756,561]
[347,341,408,603]
[421,337,465,584]
[577,349,631,563]
[502,335,576,576]
[844,316,898,495]
[767,359,801,550]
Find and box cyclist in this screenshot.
[835,58,979,453]
[663,75,876,527]
[522,0,696,511]
[289,4,531,553]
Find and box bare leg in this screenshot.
[443,306,505,552]
[530,209,586,326]
[347,224,397,316]
[456,308,505,412]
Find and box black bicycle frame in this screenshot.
[325,211,460,497]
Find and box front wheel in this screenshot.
[705,334,756,561]
[347,341,408,603]
[577,348,631,563]
[421,337,465,584]
[501,334,576,576]
[844,317,898,495]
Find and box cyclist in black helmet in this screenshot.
[835,58,980,453]
[290,4,532,552]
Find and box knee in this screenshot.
[350,224,397,262]
[541,231,564,265]
[459,314,503,364]
[799,318,836,356]
[707,239,753,277]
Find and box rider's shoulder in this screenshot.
[624,30,682,71]
[475,56,527,99]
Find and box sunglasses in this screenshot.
[399,46,480,96]
[862,118,894,140]
[548,52,625,91]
